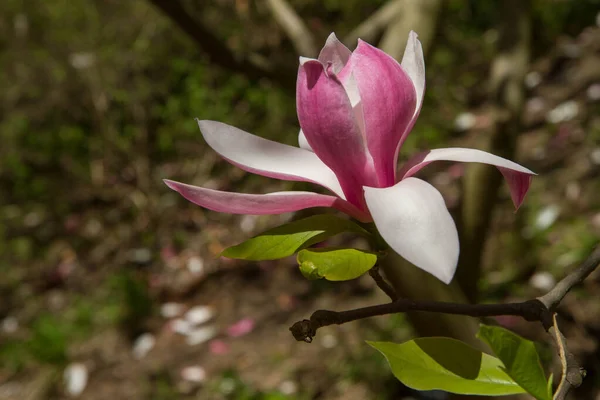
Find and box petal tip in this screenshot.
[299,56,320,66]
[197,119,217,132]
[325,32,339,42]
[436,260,457,285]
[163,179,179,191]
[355,38,369,49]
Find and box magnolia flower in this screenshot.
[165,32,534,284]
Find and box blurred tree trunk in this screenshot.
[456,0,532,302]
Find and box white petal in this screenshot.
[318,33,352,74]
[399,147,535,209]
[298,129,313,151]
[402,148,535,177]
[197,120,344,198]
[400,31,425,121]
[364,178,459,284]
[342,73,361,108]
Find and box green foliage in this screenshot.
[27,315,69,365]
[297,248,378,281]
[0,339,29,372]
[110,272,154,337]
[222,215,370,261]
[368,338,526,396]
[477,325,552,400]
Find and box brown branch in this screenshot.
[290,244,600,396]
[368,265,398,301]
[538,245,600,310]
[148,0,295,91]
[550,314,585,400]
[265,0,318,57]
[290,299,549,343]
[541,246,599,399]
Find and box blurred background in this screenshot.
[1,0,599,399]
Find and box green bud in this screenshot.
[299,261,323,280]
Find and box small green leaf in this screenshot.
[222,215,369,261]
[368,338,526,396]
[297,248,377,281]
[547,373,554,398]
[298,260,322,280]
[477,325,551,400]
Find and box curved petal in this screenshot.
[351,40,417,187]
[298,129,313,151]
[197,120,344,199]
[318,33,351,74]
[164,180,371,222]
[394,31,426,162]
[398,148,535,209]
[296,58,377,207]
[364,178,459,284]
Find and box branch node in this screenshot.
[369,265,398,301]
[521,299,553,328]
[289,319,314,343]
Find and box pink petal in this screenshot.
[226,318,255,337]
[197,120,344,199]
[398,148,536,209]
[498,167,533,210]
[364,178,459,284]
[296,58,377,207]
[318,33,351,74]
[394,31,426,162]
[351,40,417,187]
[209,340,230,355]
[164,180,371,222]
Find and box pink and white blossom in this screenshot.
[165,32,534,284]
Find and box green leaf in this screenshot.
[368,338,526,396]
[477,325,552,400]
[221,214,369,261]
[547,373,554,398]
[297,248,378,281]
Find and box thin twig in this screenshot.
[538,245,600,310]
[368,265,398,301]
[550,313,584,400]
[289,298,549,342]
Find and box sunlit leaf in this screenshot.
[221,214,369,261]
[368,338,526,396]
[297,248,377,281]
[477,325,552,400]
